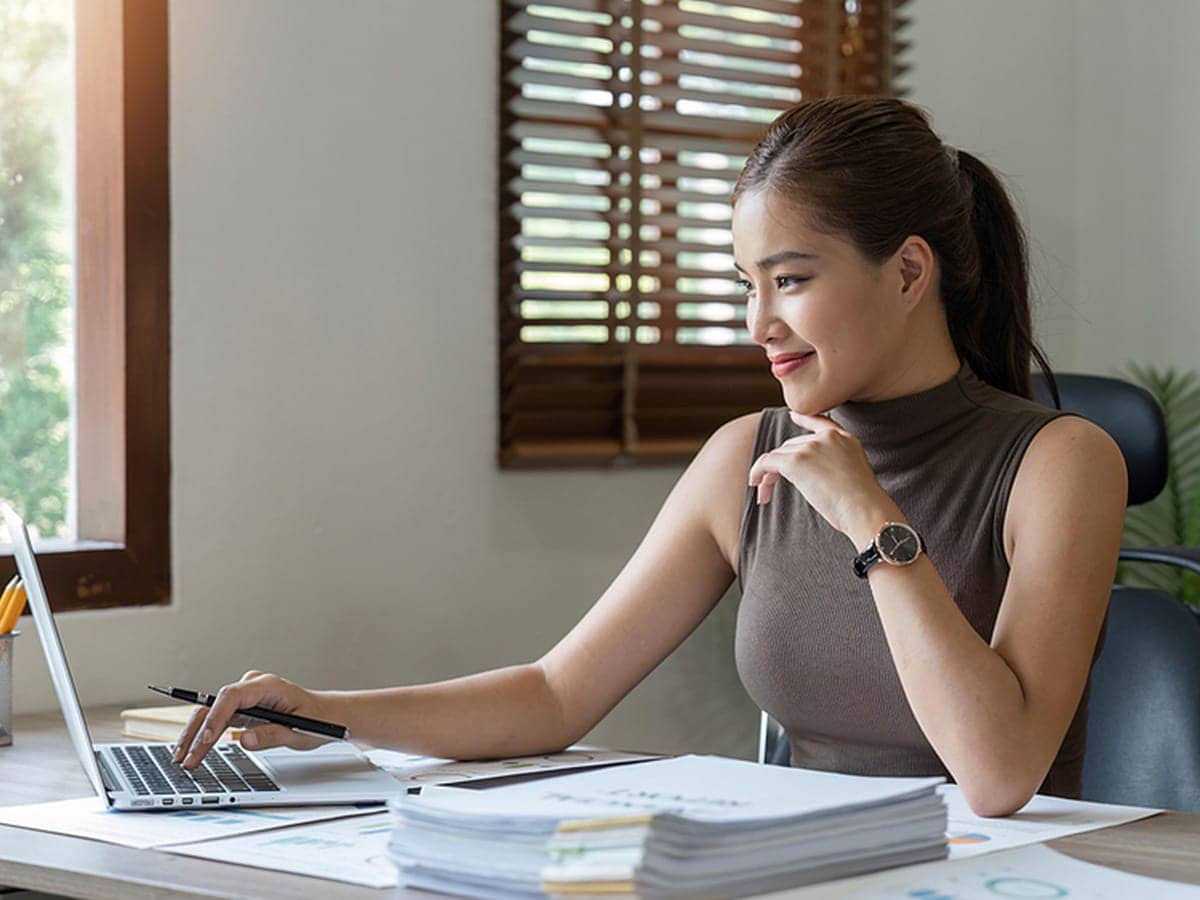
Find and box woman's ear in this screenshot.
[896,236,935,309]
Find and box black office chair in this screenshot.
[758,371,1200,812]
[1035,373,1200,811]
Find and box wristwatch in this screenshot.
[853,521,925,578]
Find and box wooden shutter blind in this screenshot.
[498,0,912,468]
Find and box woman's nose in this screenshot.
[746,293,783,346]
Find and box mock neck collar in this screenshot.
[824,359,984,445]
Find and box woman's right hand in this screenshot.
[173,669,335,769]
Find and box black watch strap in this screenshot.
[853,543,881,579]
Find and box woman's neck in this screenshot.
[851,346,963,404]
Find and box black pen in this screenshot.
[148,685,350,741]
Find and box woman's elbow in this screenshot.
[958,776,1036,818]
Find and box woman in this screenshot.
[174,96,1126,818]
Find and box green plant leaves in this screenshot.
[1115,363,1200,608]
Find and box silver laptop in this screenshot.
[2,502,404,811]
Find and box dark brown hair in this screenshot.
[731,95,1059,406]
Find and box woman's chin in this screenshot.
[782,391,826,417]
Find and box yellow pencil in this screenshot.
[0,582,25,635]
[0,576,18,629]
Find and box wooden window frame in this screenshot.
[0,0,170,613]
[498,0,911,469]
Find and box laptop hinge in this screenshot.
[94,750,120,793]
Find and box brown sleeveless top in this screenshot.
[735,359,1106,798]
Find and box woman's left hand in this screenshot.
[748,412,892,541]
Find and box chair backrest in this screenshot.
[1031,371,1167,505]
[1033,372,1200,809]
[1080,587,1200,810]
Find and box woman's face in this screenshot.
[731,188,909,414]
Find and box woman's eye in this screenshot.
[776,275,810,288]
[734,276,809,294]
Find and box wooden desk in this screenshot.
[0,704,416,899]
[2,706,1199,898]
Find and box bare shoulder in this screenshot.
[1017,414,1126,488]
[1003,414,1127,561]
[691,410,764,575]
[703,409,764,457]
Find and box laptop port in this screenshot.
[161,798,174,806]
[181,797,194,805]
[201,797,219,805]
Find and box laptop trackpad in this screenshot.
[256,744,394,788]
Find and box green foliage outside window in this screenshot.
[0,1,72,538]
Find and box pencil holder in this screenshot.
[0,629,18,747]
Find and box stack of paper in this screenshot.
[387,754,947,899]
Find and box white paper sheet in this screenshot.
[0,795,378,849]
[939,784,1162,859]
[165,811,398,887]
[362,745,661,788]
[762,841,1200,898]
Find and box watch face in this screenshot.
[878,523,921,565]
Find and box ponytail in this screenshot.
[952,150,1060,407]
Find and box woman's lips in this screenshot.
[770,352,815,377]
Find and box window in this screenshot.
[0,0,169,612]
[498,0,911,467]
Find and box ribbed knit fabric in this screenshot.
[735,358,1105,798]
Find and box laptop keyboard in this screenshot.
[110,743,280,796]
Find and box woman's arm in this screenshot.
[175,412,760,768]
[841,415,1127,817]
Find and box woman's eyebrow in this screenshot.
[733,250,821,273]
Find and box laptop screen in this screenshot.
[2,502,108,801]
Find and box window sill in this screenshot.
[0,539,169,613]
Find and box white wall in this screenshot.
[1070,2,1200,374]
[14,0,757,759]
[13,1,1197,759]
[910,0,1200,376]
